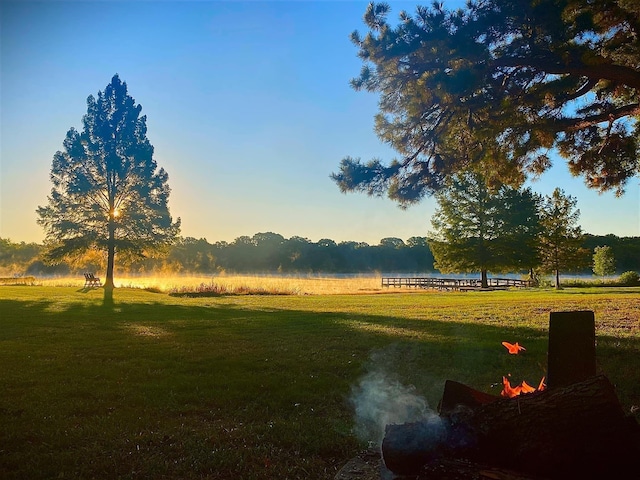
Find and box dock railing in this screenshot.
[381,276,532,290]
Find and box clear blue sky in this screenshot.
[1,0,638,246]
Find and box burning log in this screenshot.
[382,375,640,479]
[382,311,639,479]
[448,374,640,478]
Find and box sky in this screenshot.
[1,0,639,246]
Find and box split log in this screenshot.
[382,375,640,479]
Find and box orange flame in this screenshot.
[519,380,536,394]
[502,341,526,354]
[501,376,521,397]
[501,376,547,398]
[538,376,547,391]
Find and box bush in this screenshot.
[618,271,640,286]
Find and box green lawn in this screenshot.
[1,286,639,479]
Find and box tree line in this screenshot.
[1,233,638,278]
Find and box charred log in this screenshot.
[456,374,640,478]
[382,375,640,479]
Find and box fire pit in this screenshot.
[337,311,640,480]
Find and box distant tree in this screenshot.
[537,188,590,289]
[332,1,640,203]
[36,75,180,303]
[227,236,257,272]
[252,232,286,271]
[311,238,339,271]
[336,240,373,272]
[593,245,616,281]
[317,238,338,248]
[25,260,70,276]
[582,234,640,273]
[252,232,285,249]
[281,236,312,271]
[405,236,435,272]
[379,237,405,249]
[427,171,540,287]
[405,237,427,249]
[0,238,42,275]
[167,237,215,273]
[376,237,408,271]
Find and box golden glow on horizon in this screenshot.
[33,274,415,295]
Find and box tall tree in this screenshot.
[37,75,181,303]
[593,245,616,281]
[537,188,590,288]
[427,171,540,287]
[332,1,640,202]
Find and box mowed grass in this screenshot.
[1,283,639,480]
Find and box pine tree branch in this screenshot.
[494,56,640,91]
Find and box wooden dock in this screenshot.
[381,276,532,291]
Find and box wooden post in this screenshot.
[547,310,596,389]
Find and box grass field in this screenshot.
[1,280,639,479]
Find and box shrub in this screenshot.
[618,271,640,286]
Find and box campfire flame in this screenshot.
[502,341,525,354]
[501,376,547,398]
[498,341,546,397]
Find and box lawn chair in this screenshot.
[84,273,102,288]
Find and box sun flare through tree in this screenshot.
[37,74,181,303]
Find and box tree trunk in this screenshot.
[103,218,116,305]
[481,269,488,288]
[554,269,560,289]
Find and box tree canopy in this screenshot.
[332,0,640,203]
[37,74,180,302]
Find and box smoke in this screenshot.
[349,369,443,446]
